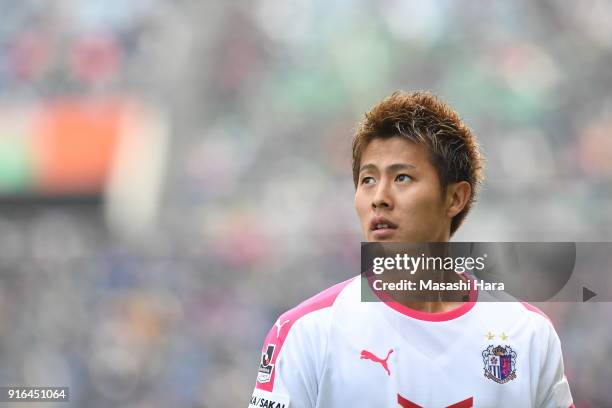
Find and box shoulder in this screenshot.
[255,276,357,391]
[509,301,558,339]
[477,291,556,330]
[518,302,555,327]
[493,301,560,346]
[274,276,358,340]
[516,302,564,354]
[473,298,559,344]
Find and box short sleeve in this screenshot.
[248,312,328,408]
[248,278,352,408]
[535,323,574,408]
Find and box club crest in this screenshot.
[482,345,517,384]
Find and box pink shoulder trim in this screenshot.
[256,277,355,391]
[520,302,553,326]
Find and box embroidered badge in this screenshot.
[482,345,517,384]
[257,344,275,383]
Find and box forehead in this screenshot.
[360,137,430,168]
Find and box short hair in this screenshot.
[351,90,484,236]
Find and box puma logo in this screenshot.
[360,348,394,376]
[274,319,290,337]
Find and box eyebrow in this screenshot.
[358,163,416,173]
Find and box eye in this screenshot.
[360,176,375,185]
[395,174,412,183]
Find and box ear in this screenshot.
[445,181,471,218]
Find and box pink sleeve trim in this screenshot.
[255,277,355,391]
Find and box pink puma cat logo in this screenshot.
[360,348,394,376]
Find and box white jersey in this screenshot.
[249,276,574,408]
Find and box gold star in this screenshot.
[485,331,495,341]
[500,332,509,341]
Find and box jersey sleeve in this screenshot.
[248,310,330,408]
[534,322,574,408]
[248,278,353,408]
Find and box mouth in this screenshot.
[369,216,398,239]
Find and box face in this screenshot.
[354,137,452,243]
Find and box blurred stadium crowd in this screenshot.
[0,0,611,407]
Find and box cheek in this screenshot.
[398,188,443,219]
[354,193,367,220]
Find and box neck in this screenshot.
[384,266,470,313]
[400,300,465,313]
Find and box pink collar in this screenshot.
[366,271,478,322]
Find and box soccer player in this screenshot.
[249,91,574,408]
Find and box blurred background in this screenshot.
[0,0,610,406]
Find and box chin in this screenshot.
[367,233,398,242]
[369,237,393,242]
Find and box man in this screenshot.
[249,91,574,407]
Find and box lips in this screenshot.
[369,216,397,240]
[370,216,398,232]
[369,216,398,239]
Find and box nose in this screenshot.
[372,181,393,210]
